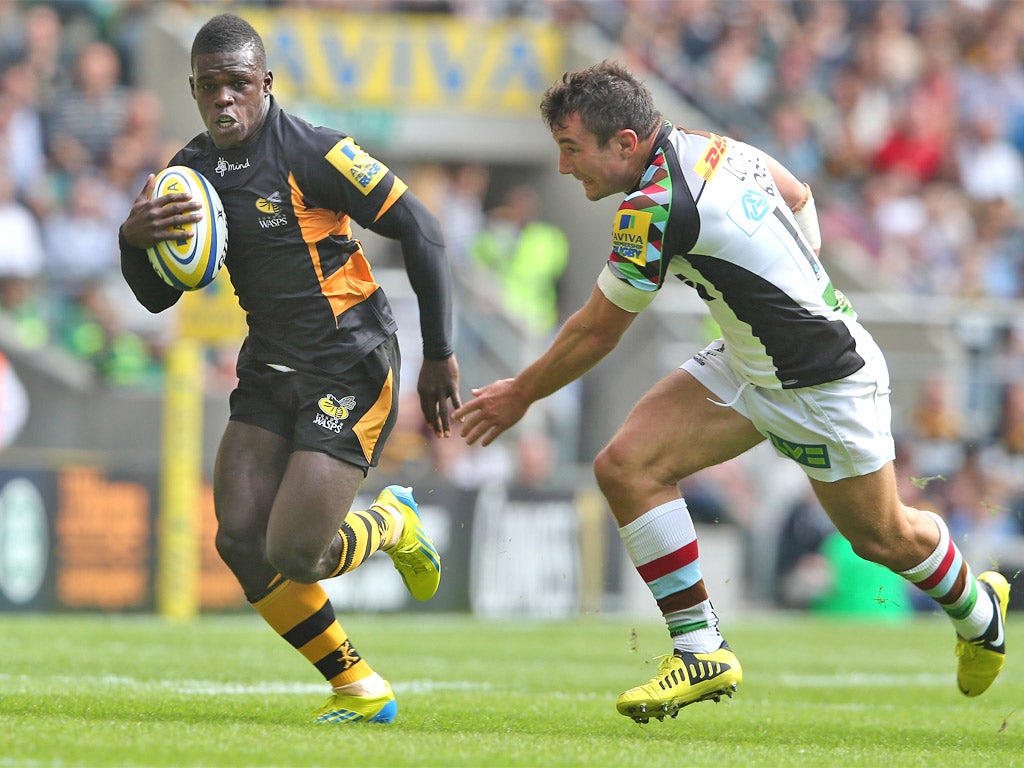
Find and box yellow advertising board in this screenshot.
[243,11,565,115]
[177,268,246,345]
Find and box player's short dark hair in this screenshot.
[191,13,266,72]
[540,61,662,146]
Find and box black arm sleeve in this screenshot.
[119,226,182,313]
[368,192,454,360]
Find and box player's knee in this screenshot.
[593,445,623,496]
[215,527,259,573]
[847,534,887,566]
[845,508,930,570]
[845,529,911,570]
[265,539,322,583]
[594,437,647,494]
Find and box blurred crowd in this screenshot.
[585,0,1024,600]
[2,1,1024,597]
[594,0,1024,301]
[0,0,577,389]
[0,0,174,386]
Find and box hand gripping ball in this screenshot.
[146,166,227,291]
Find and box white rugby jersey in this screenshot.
[598,123,877,389]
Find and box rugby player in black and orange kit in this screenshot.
[118,13,461,724]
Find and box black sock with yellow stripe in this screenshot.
[327,505,394,578]
[252,577,372,688]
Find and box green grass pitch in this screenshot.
[0,612,1020,767]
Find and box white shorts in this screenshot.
[681,339,895,482]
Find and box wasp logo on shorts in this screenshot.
[255,191,288,229]
[315,394,357,433]
[767,432,831,468]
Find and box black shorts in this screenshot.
[228,335,401,473]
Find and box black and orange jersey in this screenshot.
[123,97,452,376]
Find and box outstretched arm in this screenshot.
[371,191,461,436]
[455,285,637,446]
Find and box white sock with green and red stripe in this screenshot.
[618,498,722,654]
[665,601,721,654]
[898,510,993,640]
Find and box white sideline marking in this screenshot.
[777,672,948,687]
[1,671,954,692]
[0,673,489,696]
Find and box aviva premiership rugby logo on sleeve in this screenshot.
[611,209,652,266]
[326,137,388,195]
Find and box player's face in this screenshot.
[551,113,636,201]
[190,48,272,150]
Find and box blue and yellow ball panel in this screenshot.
[146,166,228,291]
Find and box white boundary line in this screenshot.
[0,674,491,696]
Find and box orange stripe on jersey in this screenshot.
[373,178,408,222]
[353,367,394,462]
[289,172,382,322]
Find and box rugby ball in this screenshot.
[147,166,227,291]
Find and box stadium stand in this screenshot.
[1,0,1022,611]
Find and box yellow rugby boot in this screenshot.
[956,570,1010,697]
[616,642,742,723]
[312,681,397,724]
[376,485,441,601]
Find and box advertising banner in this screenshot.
[0,467,244,613]
[0,467,591,617]
[242,10,565,116]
